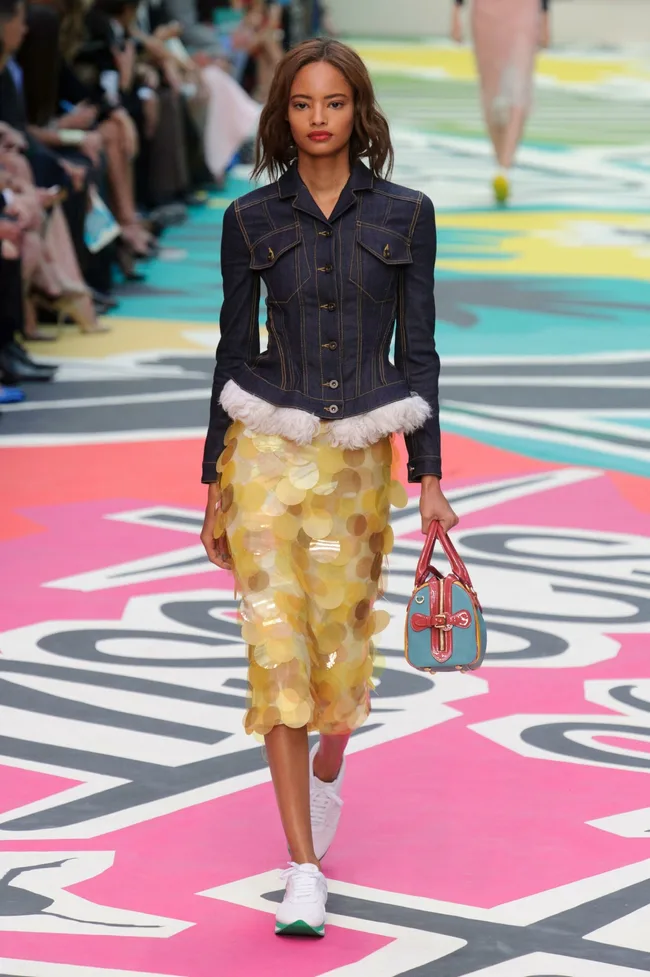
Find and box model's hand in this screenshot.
[58,101,98,131]
[420,476,459,535]
[451,5,464,44]
[200,482,233,570]
[0,218,22,245]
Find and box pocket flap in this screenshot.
[250,225,302,269]
[355,224,412,265]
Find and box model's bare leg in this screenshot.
[100,117,138,227]
[265,724,318,866]
[313,733,350,783]
[497,105,528,170]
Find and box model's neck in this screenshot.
[296,150,351,196]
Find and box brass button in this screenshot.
[323,264,333,273]
[325,404,339,414]
[319,230,332,237]
[327,341,338,350]
[267,247,275,261]
[327,379,339,389]
[319,302,336,312]
[383,244,391,259]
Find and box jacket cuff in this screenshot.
[407,456,442,483]
[201,461,219,484]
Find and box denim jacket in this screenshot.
[202,161,441,483]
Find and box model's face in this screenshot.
[2,2,27,56]
[288,61,355,162]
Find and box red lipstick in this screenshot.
[308,131,333,142]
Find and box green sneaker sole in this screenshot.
[275,919,325,937]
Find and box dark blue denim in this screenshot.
[202,161,441,483]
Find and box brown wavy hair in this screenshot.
[253,38,394,182]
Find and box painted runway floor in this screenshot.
[1,40,650,977]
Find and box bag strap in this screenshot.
[415,521,475,591]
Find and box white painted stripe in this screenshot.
[0,960,185,977]
[441,377,650,388]
[0,428,206,447]
[0,388,209,413]
[440,408,650,463]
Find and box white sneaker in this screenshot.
[275,862,327,937]
[310,743,345,860]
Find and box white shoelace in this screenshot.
[281,862,322,899]
[311,782,343,828]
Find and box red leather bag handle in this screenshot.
[415,521,475,590]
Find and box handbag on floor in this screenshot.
[405,521,486,673]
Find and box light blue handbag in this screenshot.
[405,522,487,673]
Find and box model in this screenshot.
[200,37,457,938]
[452,0,551,204]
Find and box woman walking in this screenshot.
[200,38,457,937]
[452,0,550,204]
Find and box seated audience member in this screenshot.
[233,0,283,102]
[0,0,105,334]
[19,0,153,262]
[126,0,261,184]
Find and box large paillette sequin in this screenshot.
[215,421,405,737]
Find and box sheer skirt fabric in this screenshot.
[215,421,407,737]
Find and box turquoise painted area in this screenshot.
[435,275,650,358]
[113,176,249,323]
[595,416,650,430]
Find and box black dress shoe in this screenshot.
[90,289,118,311]
[9,342,58,371]
[0,351,57,383]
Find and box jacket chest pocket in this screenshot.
[250,225,311,304]
[349,224,412,303]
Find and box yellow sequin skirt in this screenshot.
[215,420,408,737]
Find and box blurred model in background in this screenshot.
[452,0,550,205]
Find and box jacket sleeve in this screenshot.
[394,192,442,483]
[201,201,260,483]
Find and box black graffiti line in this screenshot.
[484,581,650,625]
[0,724,383,832]
[457,530,645,564]
[262,875,650,976]
[606,684,650,715]
[0,659,248,711]
[444,407,650,454]
[37,627,240,668]
[389,547,650,598]
[1,860,159,929]
[0,674,231,746]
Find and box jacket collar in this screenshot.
[278,160,374,223]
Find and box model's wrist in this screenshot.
[420,475,442,492]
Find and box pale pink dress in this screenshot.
[201,64,262,178]
[471,0,540,130]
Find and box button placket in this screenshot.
[316,221,342,417]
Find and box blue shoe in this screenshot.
[0,385,26,404]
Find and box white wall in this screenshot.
[326,0,650,45]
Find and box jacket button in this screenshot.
[325,404,339,414]
[319,230,332,237]
[328,341,338,350]
[327,302,336,311]
[327,379,339,389]
[323,264,333,273]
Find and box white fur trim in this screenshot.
[329,394,431,448]
[220,380,431,449]
[220,380,320,444]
